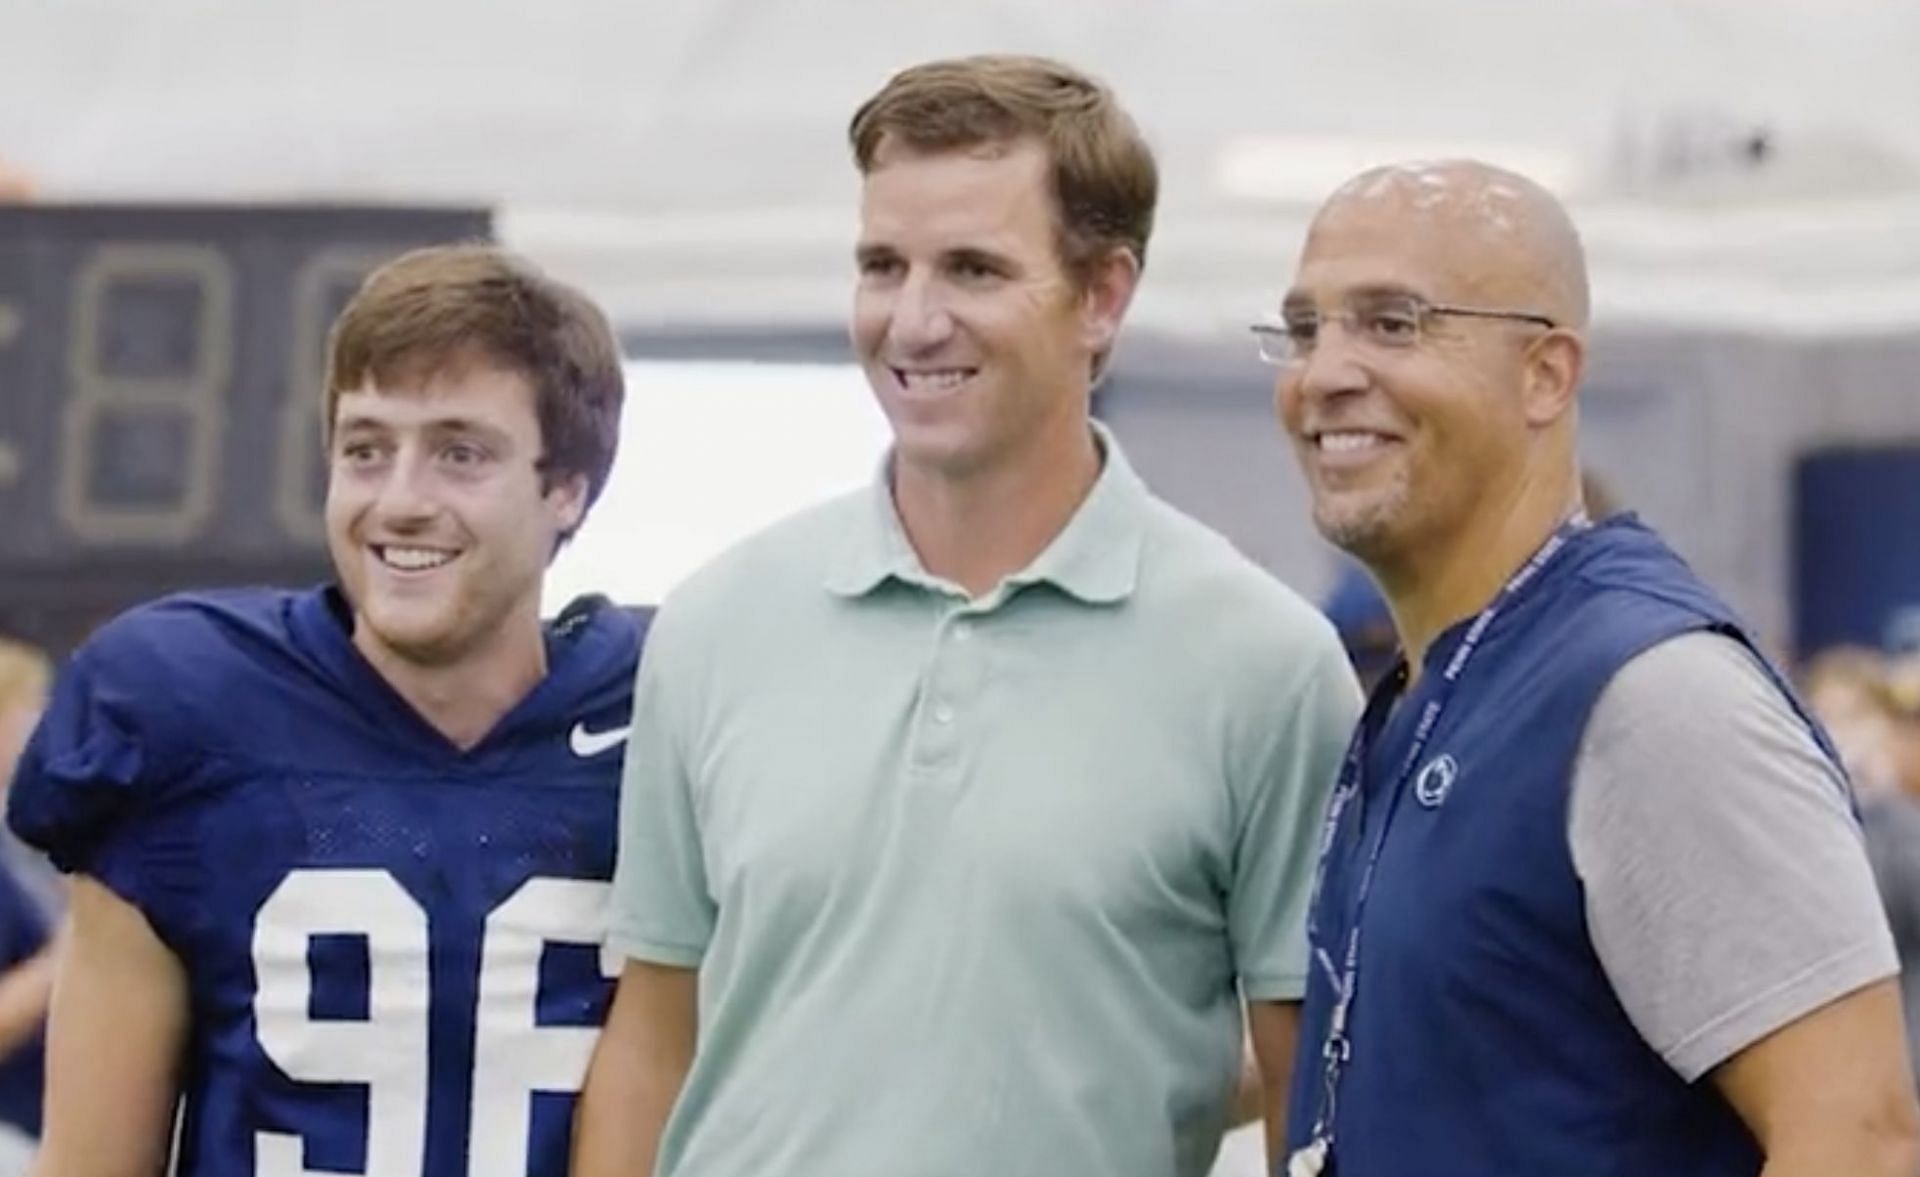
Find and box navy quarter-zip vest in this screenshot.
[1287,517,1844,1176]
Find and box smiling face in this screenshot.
[1276,243,1536,563]
[1274,161,1588,568]
[324,357,585,671]
[850,137,1133,485]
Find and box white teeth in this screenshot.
[1319,431,1387,453]
[899,369,974,392]
[379,546,455,571]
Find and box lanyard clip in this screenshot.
[1322,1031,1351,1063]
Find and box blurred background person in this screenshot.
[1887,652,1920,796]
[1321,562,1398,692]
[1805,646,1910,798]
[0,639,56,1174]
[1806,645,1920,1096]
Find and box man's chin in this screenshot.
[892,432,991,481]
[1313,502,1401,562]
[354,609,468,669]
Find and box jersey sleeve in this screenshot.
[6,612,191,919]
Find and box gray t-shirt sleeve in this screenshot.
[1570,630,1899,1082]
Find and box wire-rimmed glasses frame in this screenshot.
[1250,295,1559,366]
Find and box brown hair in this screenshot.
[324,244,624,532]
[848,54,1158,287]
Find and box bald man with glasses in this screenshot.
[1262,159,1920,1177]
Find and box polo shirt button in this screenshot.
[953,623,973,642]
[932,702,955,725]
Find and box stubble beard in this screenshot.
[1312,470,1413,565]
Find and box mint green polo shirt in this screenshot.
[610,431,1361,1177]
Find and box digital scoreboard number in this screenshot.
[0,204,492,654]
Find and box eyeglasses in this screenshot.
[1250,293,1557,366]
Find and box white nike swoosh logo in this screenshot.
[569,722,631,758]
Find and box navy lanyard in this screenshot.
[1303,514,1590,1151]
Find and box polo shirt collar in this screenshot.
[823,421,1146,605]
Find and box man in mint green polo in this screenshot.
[574,53,1361,1177]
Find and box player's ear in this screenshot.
[546,470,589,536]
[1521,329,1584,427]
[1077,245,1141,361]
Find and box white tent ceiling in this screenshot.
[5,0,1920,333]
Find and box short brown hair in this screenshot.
[849,54,1158,286]
[325,244,625,529]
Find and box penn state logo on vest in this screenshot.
[1414,753,1459,808]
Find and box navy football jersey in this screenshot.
[7,586,645,1177]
